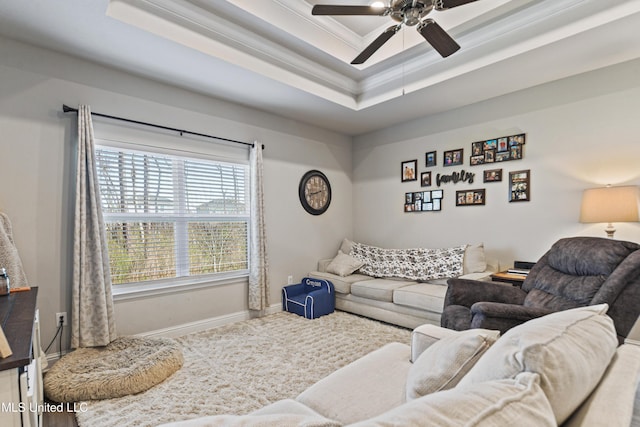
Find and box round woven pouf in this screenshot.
[44,336,183,402]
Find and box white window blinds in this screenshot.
[95,146,249,285]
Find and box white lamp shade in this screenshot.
[580,186,640,224]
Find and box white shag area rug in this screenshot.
[75,311,411,427]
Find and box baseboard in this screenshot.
[138,303,283,338]
[43,304,282,367]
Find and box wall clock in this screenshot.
[299,170,331,215]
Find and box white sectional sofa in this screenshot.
[308,239,498,328]
[160,305,640,427]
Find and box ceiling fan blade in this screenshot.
[434,0,479,11]
[312,5,390,16]
[351,25,401,65]
[417,19,460,58]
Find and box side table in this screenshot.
[490,271,526,287]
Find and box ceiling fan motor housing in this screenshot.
[390,0,433,26]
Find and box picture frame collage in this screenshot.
[469,133,526,166]
[509,169,530,202]
[402,132,529,212]
[405,190,443,212]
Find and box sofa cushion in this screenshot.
[463,243,487,274]
[458,304,618,425]
[351,279,416,302]
[308,271,370,294]
[393,282,447,312]
[406,328,500,400]
[350,372,555,427]
[325,250,364,277]
[296,342,411,425]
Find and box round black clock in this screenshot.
[299,170,331,215]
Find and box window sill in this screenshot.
[112,271,249,301]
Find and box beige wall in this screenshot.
[352,58,640,267]
[0,37,353,349]
[3,33,640,352]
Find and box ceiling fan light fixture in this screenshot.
[313,0,478,63]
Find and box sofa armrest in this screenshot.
[471,302,553,321]
[563,345,640,427]
[411,324,458,363]
[445,278,527,308]
[625,315,640,345]
[469,302,554,332]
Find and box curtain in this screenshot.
[71,105,117,348]
[248,142,269,311]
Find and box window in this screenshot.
[95,145,250,287]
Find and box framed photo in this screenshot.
[443,149,463,167]
[471,141,483,156]
[425,151,437,167]
[510,145,522,160]
[497,137,508,152]
[509,169,530,202]
[509,134,526,146]
[420,171,432,187]
[456,189,486,206]
[404,189,443,213]
[495,152,510,162]
[483,169,502,183]
[401,159,417,182]
[484,149,495,163]
[484,139,497,151]
[405,192,414,204]
[470,155,484,166]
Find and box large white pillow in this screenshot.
[406,328,500,400]
[352,372,555,427]
[463,243,487,274]
[458,304,618,425]
[339,238,354,255]
[325,250,364,277]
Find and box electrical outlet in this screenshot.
[287,275,294,284]
[56,312,67,326]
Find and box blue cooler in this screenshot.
[282,277,335,319]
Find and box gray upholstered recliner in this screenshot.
[441,236,640,342]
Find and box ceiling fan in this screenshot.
[312,0,479,64]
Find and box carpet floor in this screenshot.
[75,311,411,427]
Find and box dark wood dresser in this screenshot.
[0,288,43,427]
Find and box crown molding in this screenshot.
[109,0,362,107]
[107,0,640,111]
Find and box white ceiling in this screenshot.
[0,0,639,136]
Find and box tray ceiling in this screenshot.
[0,0,639,135]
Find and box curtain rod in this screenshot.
[62,105,261,149]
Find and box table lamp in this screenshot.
[580,185,640,238]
